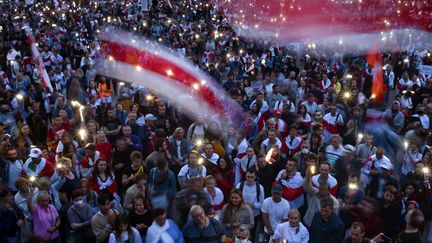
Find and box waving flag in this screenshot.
[367,43,385,104]
[97,31,243,121]
[24,27,54,92]
[218,0,432,51]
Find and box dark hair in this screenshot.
[383,185,398,196]
[91,157,113,180]
[402,180,419,194]
[351,221,365,233]
[71,189,84,199]
[154,138,165,151]
[246,167,257,174]
[134,173,148,183]
[97,193,112,205]
[114,214,132,242]
[0,186,11,198]
[319,161,331,169]
[156,159,168,169]
[152,207,166,218]
[409,209,425,228]
[320,197,334,209]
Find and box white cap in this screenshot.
[343,144,357,153]
[144,113,157,121]
[29,148,42,158]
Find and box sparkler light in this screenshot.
[343,91,351,99]
[78,128,87,141]
[56,163,63,169]
[422,167,430,177]
[29,176,36,182]
[145,94,154,101]
[310,165,316,174]
[348,183,359,190]
[404,140,409,150]
[265,148,274,164]
[16,94,24,100]
[195,139,203,147]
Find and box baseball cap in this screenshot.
[29,148,42,158]
[343,145,356,153]
[144,113,157,121]
[271,184,283,194]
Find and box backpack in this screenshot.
[239,181,261,201]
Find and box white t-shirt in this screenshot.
[273,221,310,243]
[235,182,265,216]
[108,227,142,243]
[261,197,290,233]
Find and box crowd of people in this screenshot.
[0,0,432,243]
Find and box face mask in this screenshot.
[234,237,248,243]
[74,199,84,206]
[302,148,309,154]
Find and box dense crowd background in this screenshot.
[0,0,432,243]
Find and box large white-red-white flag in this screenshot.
[24,26,54,92]
[96,31,243,121]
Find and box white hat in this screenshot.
[343,144,357,153]
[29,148,42,158]
[144,113,157,121]
[379,161,394,170]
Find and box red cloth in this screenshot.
[88,175,118,196]
[96,141,113,162]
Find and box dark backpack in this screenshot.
[239,181,261,201]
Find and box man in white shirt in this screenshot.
[236,170,265,218]
[201,143,219,167]
[261,184,290,240]
[3,148,23,192]
[360,147,392,187]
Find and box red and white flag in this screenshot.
[24,27,53,92]
[97,31,242,121]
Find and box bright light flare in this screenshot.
[16,94,24,100]
[56,163,63,169]
[78,128,87,140]
[310,165,316,174]
[348,183,359,190]
[404,140,409,150]
[196,139,203,147]
[422,166,430,176]
[265,148,274,164]
[145,94,154,101]
[343,91,351,99]
[29,176,36,182]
